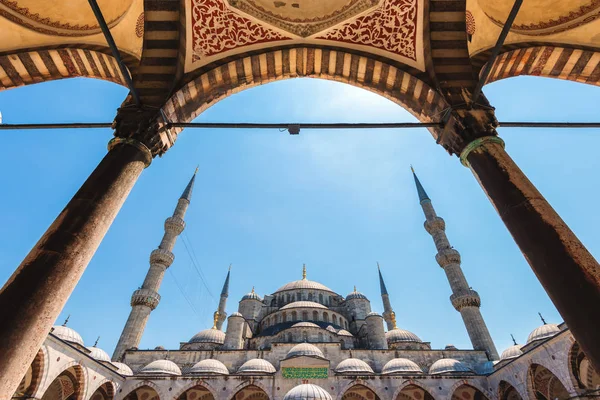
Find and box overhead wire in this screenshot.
[180,232,217,302]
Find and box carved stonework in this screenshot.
[436,248,461,268]
[315,0,418,61]
[150,248,175,267]
[135,12,144,38]
[466,10,475,36]
[450,290,481,311]
[424,217,445,234]
[131,289,161,310]
[165,216,186,235]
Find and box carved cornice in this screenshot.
[424,217,445,234]
[131,288,161,310]
[436,248,461,268]
[150,248,175,267]
[450,290,481,311]
[164,216,185,236]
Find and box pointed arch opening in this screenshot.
[528,363,571,400]
[123,385,160,400]
[451,384,489,400]
[12,348,45,399]
[569,341,600,391]
[178,385,216,400]
[396,384,434,400]
[40,364,85,400]
[89,381,116,400]
[342,384,381,400]
[231,385,269,400]
[498,381,523,400]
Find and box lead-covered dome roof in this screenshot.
[527,324,560,344]
[139,359,181,375]
[429,358,472,375]
[86,346,110,362]
[281,301,328,310]
[500,345,524,360]
[242,288,262,301]
[238,359,276,374]
[189,359,229,375]
[287,343,325,359]
[335,358,374,374]
[52,325,84,346]
[382,358,423,374]
[386,328,422,343]
[346,288,368,300]
[112,362,133,376]
[189,328,226,344]
[283,384,332,400]
[275,280,334,293]
[292,322,320,328]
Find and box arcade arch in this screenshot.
[341,384,381,400]
[13,348,45,399]
[451,384,489,400]
[122,384,161,400]
[177,384,216,400]
[498,381,523,400]
[231,384,270,400]
[88,381,116,400]
[569,342,600,392]
[395,384,434,400]
[40,364,85,400]
[527,363,571,400]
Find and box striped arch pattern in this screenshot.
[483,46,600,86]
[0,48,128,91]
[162,47,448,136]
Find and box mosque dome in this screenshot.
[335,358,374,374]
[337,329,353,337]
[281,301,328,310]
[429,358,473,375]
[382,358,423,374]
[287,343,325,359]
[386,328,423,343]
[346,288,368,301]
[230,312,244,317]
[112,362,133,376]
[326,325,337,333]
[527,324,560,344]
[242,289,262,301]
[275,280,334,293]
[238,359,276,374]
[189,328,226,344]
[500,345,524,360]
[366,312,381,317]
[154,345,165,350]
[52,325,84,346]
[292,322,320,328]
[189,359,229,375]
[86,346,110,362]
[139,359,181,375]
[283,384,332,400]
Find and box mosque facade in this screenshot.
[12,172,599,400]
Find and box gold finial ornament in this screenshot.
[377,262,380,271]
[212,311,220,329]
[195,165,199,175]
[302,264,307,280]
[251,286,255,293]
[410,165,415,173]
[354,285,357,292]
[229,263,232,271]
[390,311,397,329]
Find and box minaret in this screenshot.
[215,266,231,330]
[112,169,197,361]
[411,167,499,360]
[378,263,396,331]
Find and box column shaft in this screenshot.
[465,138,600,370]
[0,143,148,398]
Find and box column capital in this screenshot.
[438,107,499,156]
[112,106,176,157]
[107,137,153,167]
[460,136,505,168]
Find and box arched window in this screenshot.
[344,320,348,329]
[319,293,323,304]
[333,315,338,325]
[303,331,308,342]
[267,317,270,326]
[286,294,290,303]
[323,312,329,323]
[291,293,296,301]
[340,339,345,350]
[282,312,287,322]
[288,333,293,342]
[308,292,313,301]
[313,310,319,321]
[291,311,297,321]
[318,332,324,342]
[302,311,308,321]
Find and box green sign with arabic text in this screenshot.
[282,367,328,379]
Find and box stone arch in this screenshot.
[0,47,130,91]
[393,382,435,400]
[13,347,45,399]
[229,383,270,400]
[498,381,523,400]
[121,382,162,400]
[162,47,447,141]
[87,380,116,400]
[39,363,86,400]
[175,381,218,400]
[450,382,490,400]
[481,46,600,87]
[527,363,571,400]
[337,382,384,400]
[568,341,600,392]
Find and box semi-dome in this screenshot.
[112,362,133,376]
[500,345,524,360]
[189,359,229,375]
[52,325,84,346]
[86,346,110,362]
[382,358,423,374]
[275,280,334,293]
[287,343,325,359]
[326,325,337,333]
[429,358,473,375]
[386,328,423,343]
[335,358,374,374]
[238,359,276,374]
[337,329,353,337]
[281,301,328,310]
[139,359,181,375]
[527,324,560,344]
[292,322,320,328]
[283,384,332,400]
[189,328,226,344]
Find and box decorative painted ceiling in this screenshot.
[186,0,424,72]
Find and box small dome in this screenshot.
[283,384,332,400]
[429,358,472,375]
[275,280,334,293]
[112,362,133,376]
[242,291,262,301]
[52,325,84,346]
[527,324,560,344]
[189,328,226,344]
[335,358,374,374]
[366,312,381,317]
[287,343,325,359]
[238,359,276,374]
[86,346,110,362]
[500,345,524,360]
[154,346,165,350]
[139,359,181,375]
[337,329,353,337]
[382,358,423,374]
[326,325,337,333]
[386,329,422,343]
[346,289,368,301]
[444,344,458,350]
[281,301,328,310]
[229,312,244,318]
[292,322,320,328]
[189,359,229,375]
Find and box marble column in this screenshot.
[461,135,600,371]
[0,138,152,399]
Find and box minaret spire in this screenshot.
[302,264,307,280]
[215,266,231,330]
[377,263,395,331]
[112,169,197,362]
[511,334,517,346]
[412,167,499,360]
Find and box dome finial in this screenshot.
[212,311,220,329]
[62,314,70,326]
[538,312,547,325]
[390,311,397,329]
[251,286,255,293]
[93,336,100,347]
[354,285,357,292]
[302,264,307,280]
[511,334,517,346]
[228,263,232,271]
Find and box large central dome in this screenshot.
[274,265,336,294]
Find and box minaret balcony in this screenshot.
[450,290,481,311]
[424,217,445,234]
[131,289,161,310]
[150,248,175,267]
[436,248,461,268]
[164,216,185,235]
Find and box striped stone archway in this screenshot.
[162,47,448,139]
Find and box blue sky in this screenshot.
[1,74,599,358]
